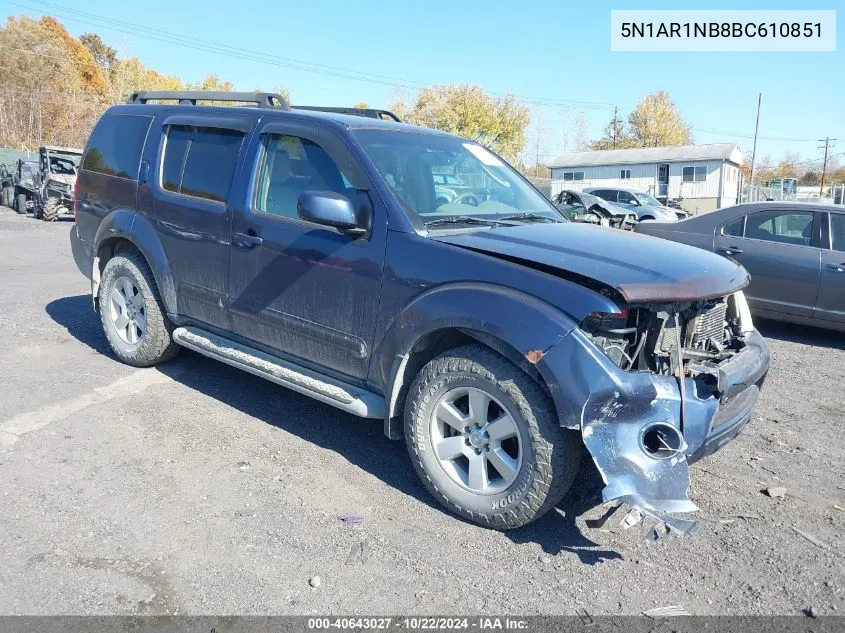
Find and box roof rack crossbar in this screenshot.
[127,91,289,109]
[291,106,401,122]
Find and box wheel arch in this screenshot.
[93,210,177,315]
[377,282,579,439]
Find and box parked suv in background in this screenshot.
[70,91,769,529]
[585,187,686,221]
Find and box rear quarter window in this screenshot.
[721,216,745,236]
[81,114,153,180]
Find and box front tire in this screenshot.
[15,193,26,214]
[98,251,180,367]
[42,198,59,222]
[405,344,580,530]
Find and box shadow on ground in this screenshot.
[46,294,611,559]
[755,318,845,350]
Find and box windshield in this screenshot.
[354,130,564,226]
[49,155,80,174]
[637,192,662,206]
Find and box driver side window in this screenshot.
[618,191,634,204]
[254,134,352,219]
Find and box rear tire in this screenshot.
[42,198,59,222]
[15,193,26,214]
[405,344,580,530]
[98,251,180,367]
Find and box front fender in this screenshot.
[94,210,178,315]
[377,282,591,429]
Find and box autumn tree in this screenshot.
[392,84,530,160]
[353,101,370,109]
[108,57,182,105]
[0,16,103,147]
[590,90,691,150]
[80,33,116,73]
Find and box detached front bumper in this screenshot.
[47,190,75,217]
[538,328,770,514]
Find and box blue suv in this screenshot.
[70,92,769,529]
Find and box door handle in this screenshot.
[718,246,743,256]
[232,231,263,249]
[828,263,845,273]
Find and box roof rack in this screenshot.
[127,91,289,109]
[292,106,401,122]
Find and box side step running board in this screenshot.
[172,326,386,419]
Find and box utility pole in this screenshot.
[748,93,762,187]
[818,137,837,197]
[612,105,619,149]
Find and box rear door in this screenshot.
[148,114,252,329]
[227,119,387,380]
[815,210,845,325]
[714,207,821,317]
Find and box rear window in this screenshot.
[81,114,152,180]
[161,125,244,203]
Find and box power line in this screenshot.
[818,137,837,196]
[691,125,816,143]
[8,0,617,110]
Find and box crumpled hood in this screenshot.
[432,222,748,303]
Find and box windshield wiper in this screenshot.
[496,212,562,223]
[423,216,502,228]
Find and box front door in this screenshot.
[227,122,387,380]
[151,118,251,329]
[714,208,821,317]
[657,164,669,198]
[815,210,845,325]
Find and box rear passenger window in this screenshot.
[82,114,152,180]
[831,213,845,252]
[162,126,191,193]
[254,134,352,219]
[161,125,245,203]
[722,216,744,236]
[745,210,814,246]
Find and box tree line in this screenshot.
[4,14,837,185]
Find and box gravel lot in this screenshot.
[0,210,843,616]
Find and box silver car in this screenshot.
[585,187,685,221]
[635,202,845,332]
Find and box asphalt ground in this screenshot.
[0,210,842,616]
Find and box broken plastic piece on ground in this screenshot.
[763,486,787,498]
[620,507,644,529]
[662,514,699,537]
[585,502,623,529]
[336,514,365,527]
[645,521,668,544]
[643,605,691,617]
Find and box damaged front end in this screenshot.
[542,291,769,515]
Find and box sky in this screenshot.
[2,0,842,167]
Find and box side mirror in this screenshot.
[297,190,364,235]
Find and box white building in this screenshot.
[547,143,744,214]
